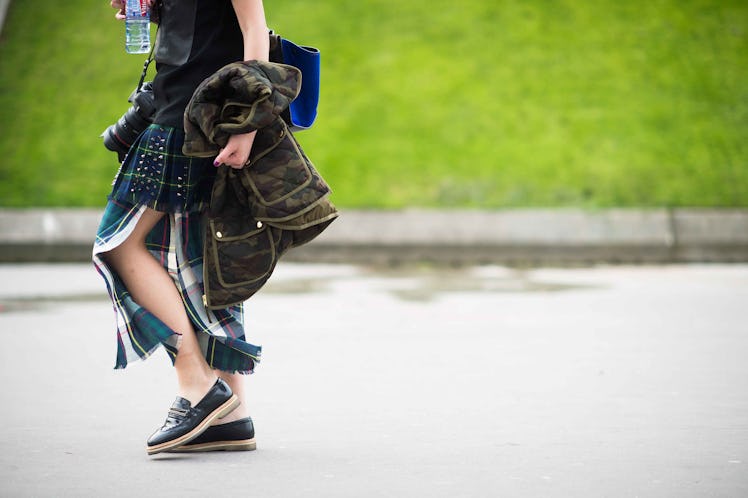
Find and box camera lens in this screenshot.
[102,82,156,161]
[119,109,151,145]
[102,124,130,160]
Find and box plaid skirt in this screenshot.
[109,124,216,213]
[93,125,261,374]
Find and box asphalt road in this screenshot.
[0,263,746,497]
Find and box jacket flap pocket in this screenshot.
[243,123,314,208]
[208,219,276,288]
[245,119,287,167]
[210,217,267,242]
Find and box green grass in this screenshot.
[1,0,747,208]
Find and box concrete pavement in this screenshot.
[1,208,748,264]
[0,262,747,497]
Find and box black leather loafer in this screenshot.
[171,417,256,452]
[146,378,239,455]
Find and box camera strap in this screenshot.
[136,29,158,91]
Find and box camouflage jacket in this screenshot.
[183,60,338,309]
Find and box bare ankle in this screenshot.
[177,377,218,405]
[214,403,249,424]
[175,362,217,402]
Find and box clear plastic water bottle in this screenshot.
[125,0,150,54]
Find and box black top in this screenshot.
[152,0,243,129]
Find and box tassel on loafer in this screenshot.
[170,416,256,452]
[146,378,239,455]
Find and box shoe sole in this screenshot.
[171,438,257,452]
[146,394,240,456]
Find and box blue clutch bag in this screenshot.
[269,31,320,130]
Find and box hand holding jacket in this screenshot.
[183,60,338,309]
[214,131,257,169]
[183,60,301,157]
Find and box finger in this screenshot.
[223,155,243,168]
[213,148,229,164]
[221,153,245,169]
[112,0,126,19]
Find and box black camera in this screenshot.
[102,81,156,161]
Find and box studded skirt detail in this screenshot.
[109,124,217,213]
[93,124,261,374]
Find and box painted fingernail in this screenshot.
[213,160,220,167]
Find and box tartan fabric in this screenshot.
[93,199,261,374]
[109,124,216,213]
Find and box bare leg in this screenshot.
[216,372,250,423]
[103,208,216,405]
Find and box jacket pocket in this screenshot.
[244,120,314,208]
[208,218,276,289]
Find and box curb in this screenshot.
[0,0,10,36]
[1,208,747,264]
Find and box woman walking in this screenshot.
[94,0,269,455]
